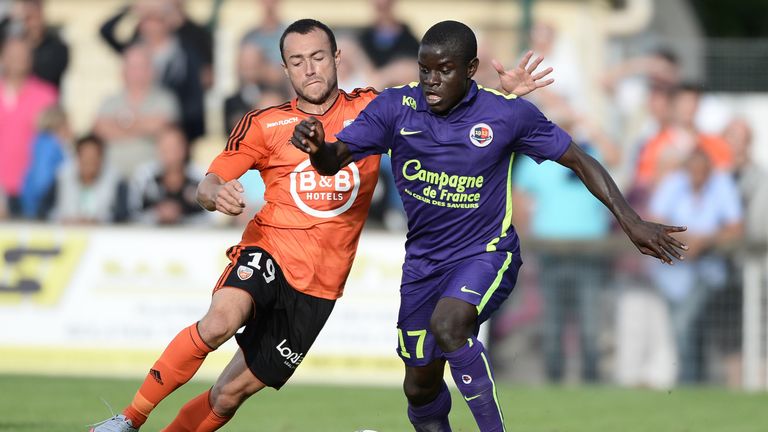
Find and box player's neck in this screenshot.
[296,89,340,116]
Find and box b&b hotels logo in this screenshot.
[289,159,361,218]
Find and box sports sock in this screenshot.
[123,323,214,427]
[407,381,452,432]
[161,389,231,432]
[444,337,505,432]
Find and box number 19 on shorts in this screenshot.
[247,252,276,283]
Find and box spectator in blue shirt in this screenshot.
[514,115,619,383]
[648,147,743,383]
[20,105,71,219]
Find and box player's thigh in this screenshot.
[430,297,479,350]
[198,288,254,345]
[236,282,335,390]
[202,246,283,342]
[397,252,521,365]
[397,275,444,367]
[441,251,522,324]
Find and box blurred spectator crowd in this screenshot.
[501,22,768,389]
[0,0,423,227]
[0,0,766,388]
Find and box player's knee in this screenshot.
[403,378,440,406]
[430,310,475,352]
[210,375,264,416]
[198,311,240,348]
[210,384,250,417]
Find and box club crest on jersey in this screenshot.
[462,374,473,384]
[469,123,493,147]
[289,159,361,218]
[237,265,254,280]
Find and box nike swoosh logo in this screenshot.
[464,394,482,401]
[400,128,422,136]
[460,286,482,296]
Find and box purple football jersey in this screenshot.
[336,81,572,277]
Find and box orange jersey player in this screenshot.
[208,89,380,300]
[88,18,552,432]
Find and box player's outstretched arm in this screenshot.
[493,50,554,97]
[557,142,688,264]
[196,173,246,216]
[290,117,353,176]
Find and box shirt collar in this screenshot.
[416,80,479,117]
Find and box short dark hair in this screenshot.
[279,19,337,62]
[420,20,477,64]
[75,134,104,155]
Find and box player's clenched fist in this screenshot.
[291,117,325,154]
[213,179,246,215]
[196,174,246,216]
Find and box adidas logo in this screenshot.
[150,369,164,385]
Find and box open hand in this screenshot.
[291,117,326,154]
[625,220,688,264]
[493,50,554,97]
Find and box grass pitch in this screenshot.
[0,374,766,431]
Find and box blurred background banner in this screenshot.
[0,225,408,385]
[1,0,768,394]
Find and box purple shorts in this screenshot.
[396,251,522,366]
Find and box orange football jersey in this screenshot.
[208,88,381,300]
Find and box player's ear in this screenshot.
[334,49,341,68]
[282,62,288,78]
[467,57,479,79]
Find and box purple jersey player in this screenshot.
[292,20,688,432]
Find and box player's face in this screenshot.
[418,44,478,115]
[282,30,340,105]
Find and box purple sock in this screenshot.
[444,337,505,432]
[407,381,452,432]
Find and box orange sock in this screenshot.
[162,389,231,432]
[123,323,214,427]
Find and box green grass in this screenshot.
[0,374,766,431]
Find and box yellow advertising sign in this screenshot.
[0,231,87,305]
